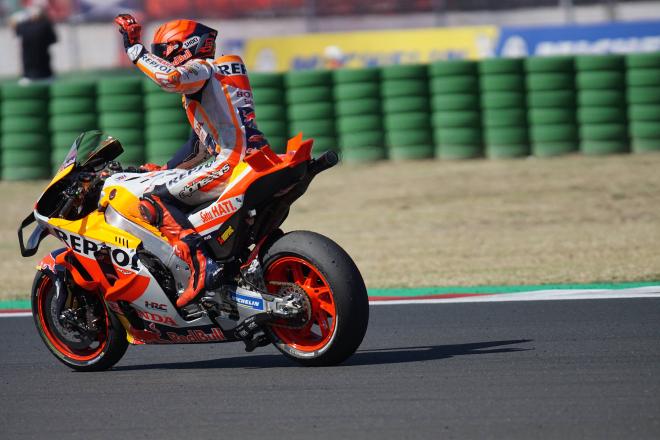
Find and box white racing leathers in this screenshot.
[134,51,269,206]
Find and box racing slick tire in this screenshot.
[31,271,128,371]
[261,231,369,366]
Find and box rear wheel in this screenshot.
[262,231,369,366]
[31,272,128,371]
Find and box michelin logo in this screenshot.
[229,292,264,311]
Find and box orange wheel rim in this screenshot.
[264,257,337,352]
[37,276,108,362]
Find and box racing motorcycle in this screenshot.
[18,131,369,371]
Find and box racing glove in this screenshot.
[114,14,145,63]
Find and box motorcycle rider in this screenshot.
[114,14,270,309]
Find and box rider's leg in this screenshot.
[140,184,221,308]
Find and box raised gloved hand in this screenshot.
[114,14,144,62]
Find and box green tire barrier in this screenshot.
[578,90,626,107]
[480,74,526,92]
[576,71,625,90]
[285,70,332,88]
[577,107,627,124]
[2,149,45,167]
[580,140,629,155]
[336,98,381,116]
[429,60,477,76]
[628,104,660,121]
[253,88,286,105]
[53,131,83,150]
[382,64,427,80]
[383,96,429,113]
[381,80,428,98]
[339,131,385,148]
[384,112,431,131]
[526,73,574,91]
[98,95,145,113]
[50,81,96,98]
[50,114,97,132]
[483,108,526,127]
[386,129,433,146]
[626,52,660,69]
[2,166,50,180]
[580,123,628,141]
[530,124,578,142]
[481,92,526,109]
[631,138,660,152]
[1,83,48,99]
[431,59,481,159]
[146,125,190,141]
[389,145,434,160]
[340,146,387,163]
[436,144,483,160]
[99,113,143,130]
[145,109,188,125]
[478,58,523,75]
[529,108,576,125]
[430,76,478,94]
[49,97,96,115]
[287,86,333,104]
[431,94,480,111]
[333,82,380,100]
[532,141,579,157]
[98,77,143,95]
[288,102,335,120]
[144,92,181,109]
[257,104,288,121]
[249,72,284,89]
[432,111,480,128]
[2,116,48,133]
[525,56,574,73]
[1,133,48,150]
[575,55,624,71]
[290,119,336,137]
[337,115,382,132]
[528,90,575,107]
[333,67,380,83]
[2,99,46,117]
[487,144,529,158]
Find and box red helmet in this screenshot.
[152,19,218,66]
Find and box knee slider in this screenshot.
[139,196,163,227]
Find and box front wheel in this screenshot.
[262,231,369,366]
[31,271,128,371]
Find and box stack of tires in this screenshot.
[143,79,189,165]
[97,77,145,167]
[525,57,578,157]
[429,60,482,159]
[333,67,385,163]
[1,83,50,180]
[381,64,433,160]
[251,73,288,154]
[625,52,660,153]
[285,70,337,157]
[49,81,98,172]
[479,59,529,159]
[575,55,629,155]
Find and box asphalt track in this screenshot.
[1,299,659,439]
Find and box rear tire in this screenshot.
[261,231,369,366]
[31,272,128,371]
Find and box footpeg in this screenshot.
[243,332,270,352]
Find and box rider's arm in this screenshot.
[114,14,212,95]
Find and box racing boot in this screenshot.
[140,193,222,308]
[172,232,223,308]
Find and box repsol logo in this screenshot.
[144,54,175,73]
[217,62,247,76]
[54,229,139,271]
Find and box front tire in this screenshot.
[31,271,128,371]
[262,231,369,366]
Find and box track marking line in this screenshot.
[369,286,660,305]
